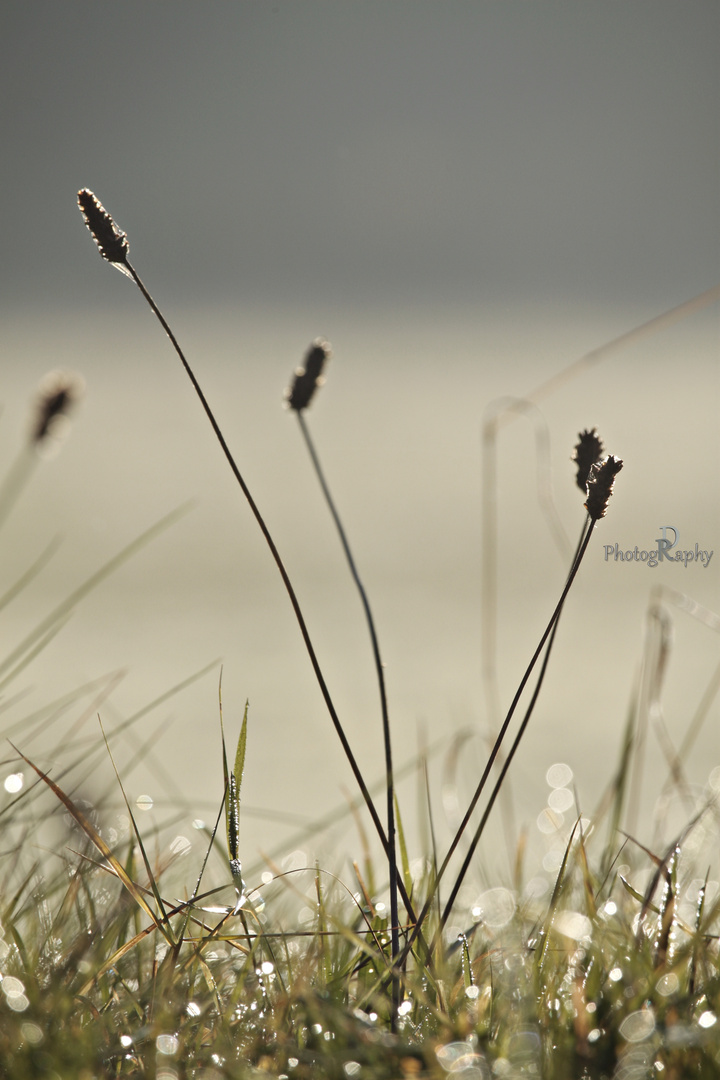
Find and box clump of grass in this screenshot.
[1,714,719,1078]
[0,192,718,1078]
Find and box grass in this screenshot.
[0,192,717,1077]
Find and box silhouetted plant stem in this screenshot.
[439,518,589,931]
[123,263,389,837]
[78,190,425,973]
[399,512,597,963]
[296,408,400,1018]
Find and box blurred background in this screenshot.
[1,3,718,891]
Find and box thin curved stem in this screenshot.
[296,410,400,1014]
[398,513,596,962]
[439,520,588,929]
[124,261,388,855]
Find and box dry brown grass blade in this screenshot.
[9,742,171,943]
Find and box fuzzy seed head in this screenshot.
[77,188,129,266]
[31,371,85,450]
[585,454,623,520]
[572,428,605,493]
[285,339,331,411]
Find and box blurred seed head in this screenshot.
[77,189,130,269]
[571,428,605,493]
[31,371,85,456]
[585,455,623,520]
[285,340,331,411]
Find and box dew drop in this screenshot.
[548,787,575,813]
[656,973,679,997]
[473,887,516,929]
[3,773,24,794]
[619,1008,655,1042]
[20,1022,43,1045]
[546,763,573,789]
[537,807,564,834]
[156,1033,179,1056]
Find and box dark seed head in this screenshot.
[77,189,129,266]
[585,455,623,520]
[31,371,84,449]
[285,339,331,411]
[571,428,605,493]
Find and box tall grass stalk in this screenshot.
[76,190,392,878]
[286,349,401,1021]
[404,449,622,955]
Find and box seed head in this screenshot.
[31,371,85,449]
[285,340,331,411]
[571,428,604,493]
[585,455,623,520]
[77,189,130,267]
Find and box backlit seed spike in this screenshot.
[571,428,605,493]
[285,339,331,411]
[77,188,130,267]
[585,454,623,520]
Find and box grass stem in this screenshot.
[123,262,391,861]
[295,409,401,1020]
[401,513,596,959]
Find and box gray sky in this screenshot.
[2,1,718,313]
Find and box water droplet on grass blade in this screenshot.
[136,794,153,811]
[4,773,24,793]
